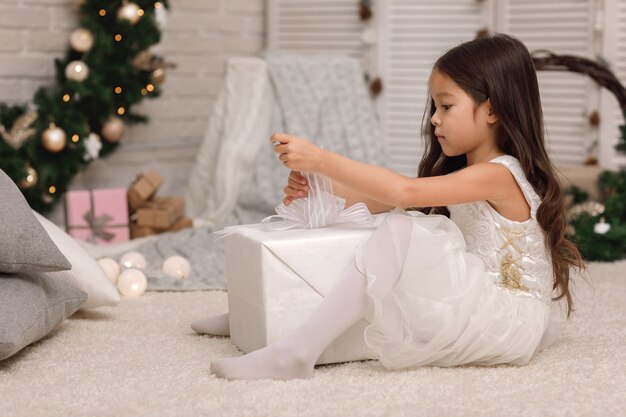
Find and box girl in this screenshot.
[198,34,585,380]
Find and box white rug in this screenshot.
[1,261,624,417]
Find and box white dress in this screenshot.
[355,155,553,369]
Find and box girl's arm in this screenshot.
[330,180,395,214]
[273,134,513,209]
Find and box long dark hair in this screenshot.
[418,34,585,317]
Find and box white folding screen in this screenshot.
[496,0,596,165]
[266,0,367,63]
[599,0,626,169]
[376,0,486,175]
[267,0,620,172]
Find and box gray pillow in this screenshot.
[0,272,87,360]
[0,169,71,273]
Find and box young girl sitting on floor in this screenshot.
[194,33,585,380]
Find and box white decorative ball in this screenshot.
[117,268,147,297]
[117,2,142,25]
[593,220,611,235]
[98,258,121,285]
[65,60,89,82]
[69,28,94,52]
[119,251,147,270]
[162,255,191,279]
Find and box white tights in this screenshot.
[199,215,413,380]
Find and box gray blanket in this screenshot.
[128,54,385,291]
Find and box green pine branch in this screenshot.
[0,0,170,213]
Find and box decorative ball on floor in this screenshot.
[117,268,147,297]
[162,255,191,279]
[98,258,121,284]
[119,251,146,270]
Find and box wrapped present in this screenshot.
[65,188,130,245]
[130,216,193,239]
[223,218,388,365]
[222,172,385,365]
[127,170,163,211]
[136,196,184,229]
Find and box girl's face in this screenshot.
[428,70,497,161]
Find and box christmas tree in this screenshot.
[0,0,170,213]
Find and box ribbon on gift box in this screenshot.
[67,191,126,243]
[213,172,374,239]
[260,172,373,229]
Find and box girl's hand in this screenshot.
[282,170,309,206]
[271,133,325,173]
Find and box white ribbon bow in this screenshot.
[213,172,374,239]
[260,172,373,230]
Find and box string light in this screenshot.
[62,94,71,102]
[99,9,107,16]
[115,86,123,94]
[115,34,123,42]
[117,107,126,115]
[141,88,148,96]
[71,134,80,143]
[48,185,57,194]
[138,9,145,16]
[146,84,155,92]
[154,2,162,8]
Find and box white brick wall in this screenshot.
[0,0,266,224]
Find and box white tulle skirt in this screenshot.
[355,210,551,369]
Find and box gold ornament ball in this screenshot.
[101,116,126,143]
[19,165,38,189]
[117,2,142,25]
[65,60,89,82]
[41,125,67,153]
[69,28,94,53]
[151,67,166,86]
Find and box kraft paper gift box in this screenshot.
[130,216,193,239]
[136,196,185,229]
[127,170,163,211]
[65,188,130,245]
[224,215,388,365]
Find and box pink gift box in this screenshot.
[65,188,130,245]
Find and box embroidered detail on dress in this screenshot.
[499,253,529,292]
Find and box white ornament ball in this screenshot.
[118,2,142,25]
[119,251,147,270]
[69,28,94,53]
[98,258,121,285]
[162,255,191,279]
[117,268,147,297]
[65,60,89,82]
[593,220,611,235]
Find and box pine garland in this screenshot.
[0,0,170,213]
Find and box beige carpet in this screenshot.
[1,261,624,417]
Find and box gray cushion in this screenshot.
[0,272,87,360]
[0,169,71,273]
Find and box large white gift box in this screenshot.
[224,214,388,365]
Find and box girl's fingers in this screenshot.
[288,177,309,190]
[289,171,307,185]
[283,185,308,198]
